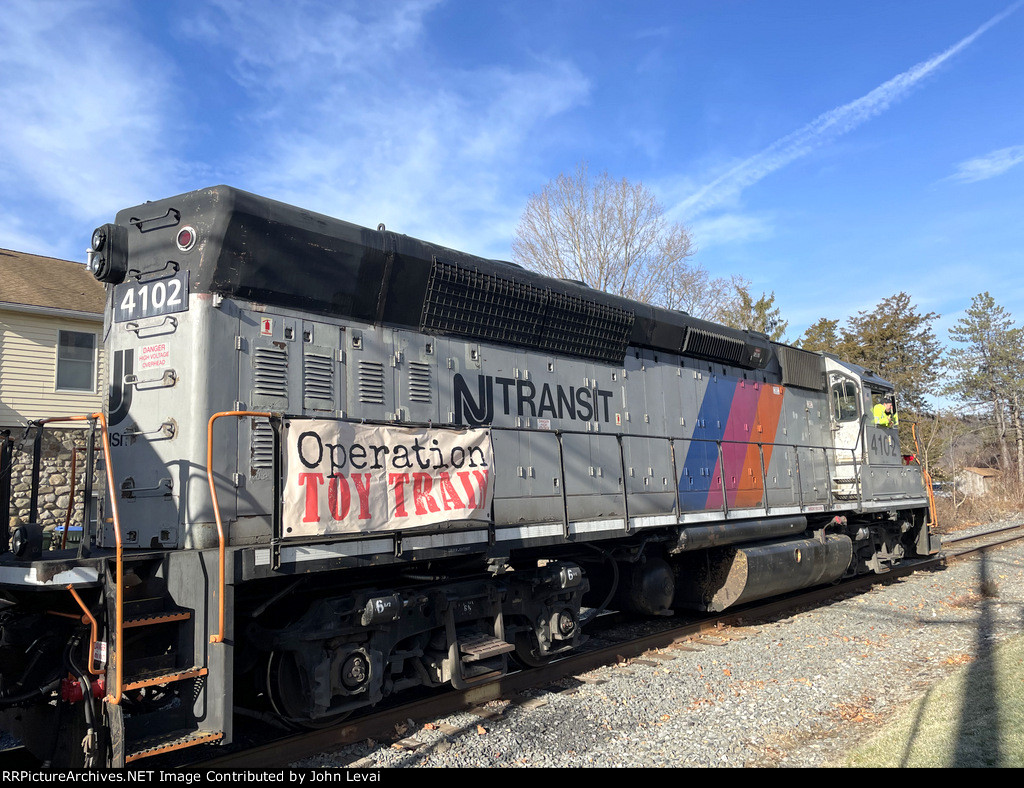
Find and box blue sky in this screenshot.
[1,0,1022,348]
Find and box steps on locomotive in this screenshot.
[458,632,516,662]
[107,555,224,764]
[114,557,197,681]
[831,467,862,502]
[125,730,225,766]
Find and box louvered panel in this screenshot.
[775,342,825,391]
[358,360,386,404]
[407,361,432,403]
[253,347,288,397]
[682,328,746,366]
[250,419,275,470]
[303,352,335,402]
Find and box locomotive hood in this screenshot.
[96,185,774,370]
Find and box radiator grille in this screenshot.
[682,328,746,366]
[420,259,634,363]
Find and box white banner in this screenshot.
[282,420,493,538]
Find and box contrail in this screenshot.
[675,2,1022,218]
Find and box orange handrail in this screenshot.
[207,411,272,644]
[66,584,103,677]
[36,414,123,703]
[911,423,938,529]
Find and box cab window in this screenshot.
[831,379,860,422]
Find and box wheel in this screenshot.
[513,631,554,668]
[263,652,351,729]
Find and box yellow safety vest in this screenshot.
[872,403,897,427]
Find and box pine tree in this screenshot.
[946,292,1024,480]
[719,283,789,341]
[798,318,842,354]
[840,292,942,413]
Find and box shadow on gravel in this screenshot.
[951,552,1001,767]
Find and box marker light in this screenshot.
[176,226,197,252]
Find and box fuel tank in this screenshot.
[674,534,853,613]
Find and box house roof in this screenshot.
[0,248,105,315]
[961,467,1001,478]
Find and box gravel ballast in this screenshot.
[292,524,1024,768]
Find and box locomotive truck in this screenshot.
[0,185,937,766]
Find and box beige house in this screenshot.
[0,248,106,429]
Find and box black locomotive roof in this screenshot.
[115,185,775,369]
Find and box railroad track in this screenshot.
[939,522,1024,558]
[4,521,1022,771]
[186,521,1024,770]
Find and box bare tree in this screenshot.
[512,163,699,308]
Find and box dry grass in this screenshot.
[932,480,1024,533]
[838,635,1024,768]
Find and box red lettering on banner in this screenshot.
[389,473,411,517]
[298,473,324,523]
[412,473,442,515]
[472,470,489,501]
[437,472,465,510]
[351,474,372,520]
[457,471,477,508]
[328,474,351,520]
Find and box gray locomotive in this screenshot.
[0,186,936,766]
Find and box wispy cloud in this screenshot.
[949,145,1024,182]
[0,0,180,231]
[186,0,589,258]
[690,213,774,248]
[672,2,1023,219]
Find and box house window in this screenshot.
[56,330,96,392]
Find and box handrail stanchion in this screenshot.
[716,440,729,518]
[207,411,273,645]
[67,584,103,677]
[36,414,121,703]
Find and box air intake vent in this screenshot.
[538,291,634,361]
[420,260,547,346]
[358,360,386,404]
[420,259,634,363]
[251,419,275,470]
[303,352,335,405]
[253,347,288,398]
[682,328,746,366]
[776,343,825,391]
[407,361,432,403]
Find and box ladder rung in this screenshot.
[459,634,515,662]
[125,729,224,764]
[123,610,192,628]
[123,666,207,691]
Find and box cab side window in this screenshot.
[831,379,860,422]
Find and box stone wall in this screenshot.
[4,426,106,546]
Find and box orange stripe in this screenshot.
[734,385,785,508]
